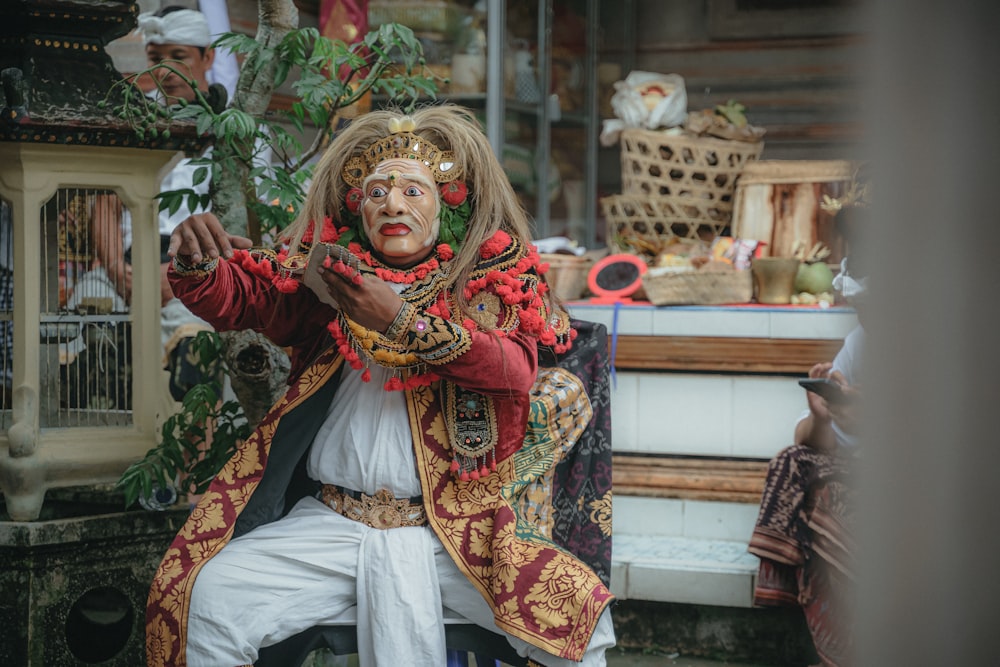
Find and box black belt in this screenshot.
[326,483,422,505]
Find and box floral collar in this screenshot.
[345,241,455,284]
[228,227,574,394]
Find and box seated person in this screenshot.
[748,204,868,667]
[146,104,616,667]
[87,6,263,400]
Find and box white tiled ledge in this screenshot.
[567,303,857,340]
[614,496,759,541]
[611,534,759,607]
[610,496,760,607]
[612,372,805,459]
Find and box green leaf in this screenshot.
[214,32,261,57]
[192,166,209,186]
[164,192,182,216]
[196,112,213,137]
[273,59,292,87]
[337,227,358,247]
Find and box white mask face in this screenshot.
[361,158,441,267]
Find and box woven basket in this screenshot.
[606,129,764,258]
[619,128,764,219]
[601,194,731,258]
[641,268,753,306]
[540,253,592,302]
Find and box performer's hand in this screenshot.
[318,260,404,333]
[167,213,252,265]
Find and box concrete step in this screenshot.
[612,534,760,608]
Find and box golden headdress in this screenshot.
[342,116,463,187]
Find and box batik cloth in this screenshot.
[748,443,857,667]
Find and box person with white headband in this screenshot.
[138,6,216,104]
[81,6,236,423]
[747,196,869,667]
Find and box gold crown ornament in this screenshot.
[342,116,463,187]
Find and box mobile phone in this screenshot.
[798,378,848,404]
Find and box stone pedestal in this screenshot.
[0,488,188,666]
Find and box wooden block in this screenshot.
[732,159,856,261]
[613,455,769,503]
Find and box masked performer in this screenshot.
[146,104,616,667]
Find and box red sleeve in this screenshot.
[432,328,538,397]
[168,257,336,350]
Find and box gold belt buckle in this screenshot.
[322,486,427,529]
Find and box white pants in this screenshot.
[186,496,615,667]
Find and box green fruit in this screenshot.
[795,261,835,294]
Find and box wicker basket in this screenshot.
[606,129,764,257]
[641,267,753,306]
[601,194,731,258]
[540,253,592,302]
[619,128,764,218]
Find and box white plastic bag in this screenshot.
[600,71,688,145]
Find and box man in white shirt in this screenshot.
[79,7,222,400]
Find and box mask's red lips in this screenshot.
[379,223,411,236]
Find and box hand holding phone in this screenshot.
[798,377,849,404]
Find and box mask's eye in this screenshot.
[404,185,424,196]
[368,185,387,198]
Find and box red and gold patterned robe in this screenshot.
[146,235,614,665]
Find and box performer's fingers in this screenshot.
[172,225,204,263]
[221,233,253,258]
[190,221,223,260]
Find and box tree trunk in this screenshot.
[212,0,300,426]
[210,0,299,236]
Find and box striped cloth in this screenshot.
[748,443,857,667]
